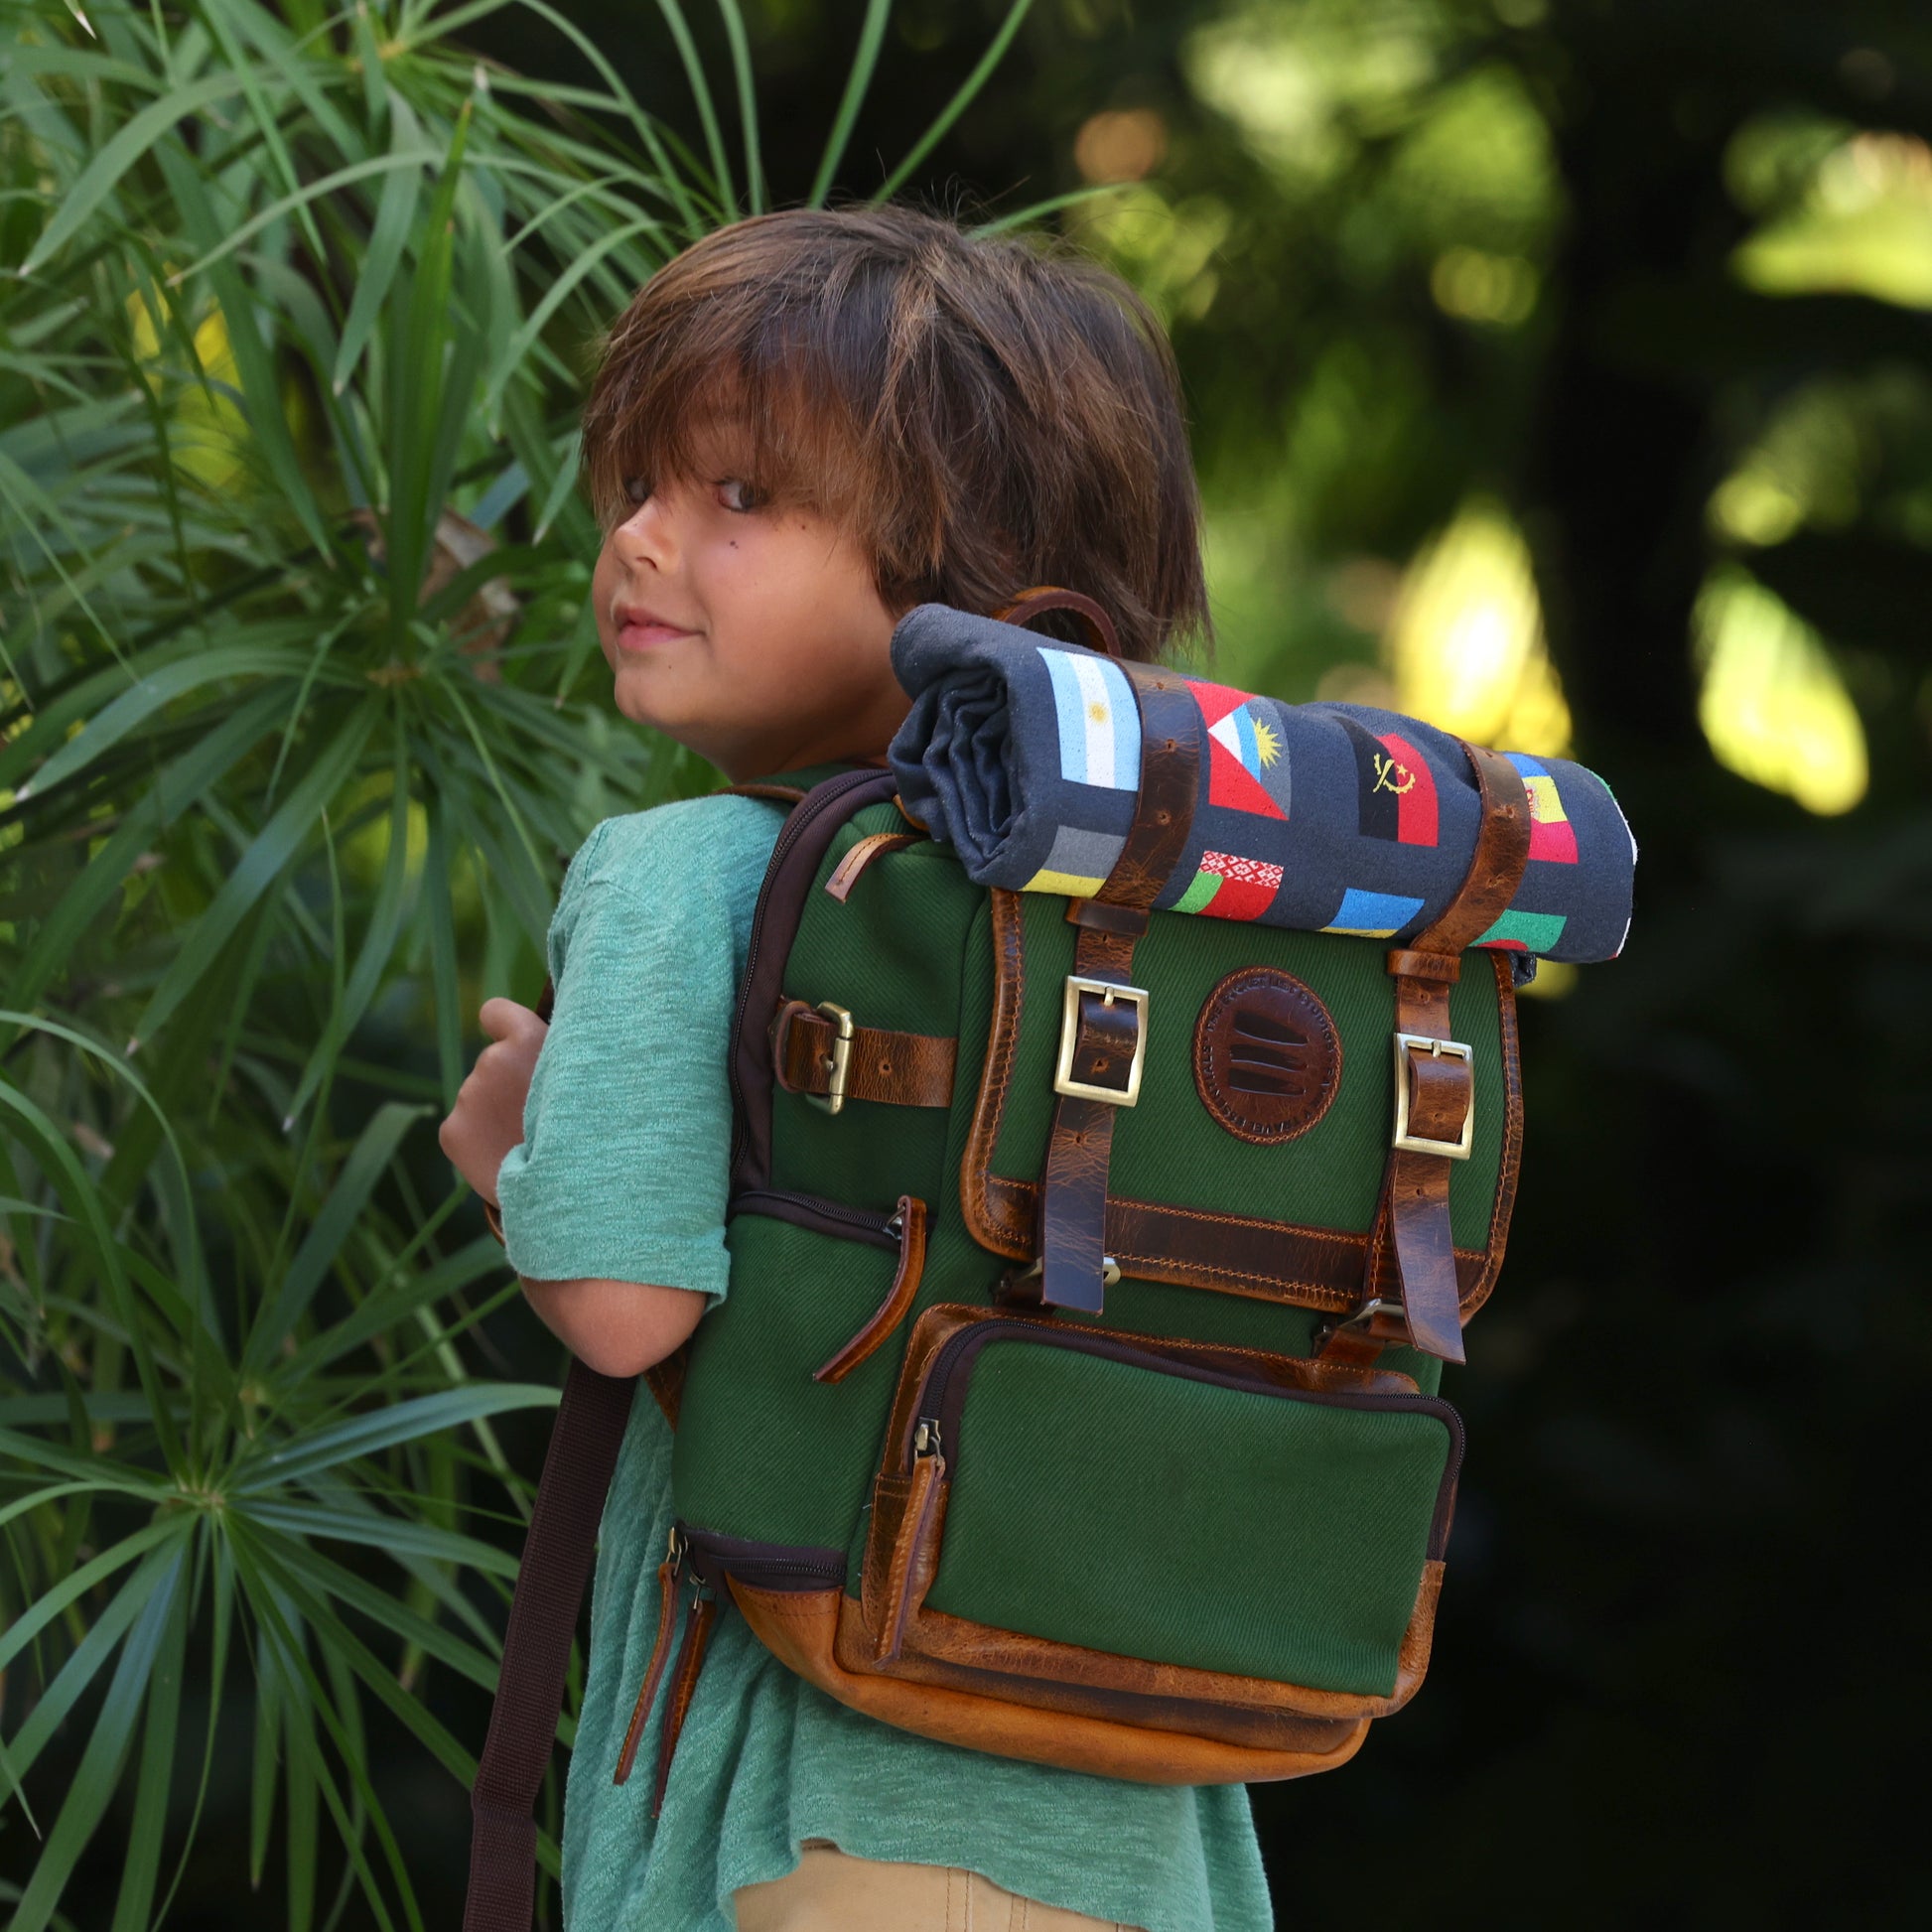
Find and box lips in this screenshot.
[613,605,695,652]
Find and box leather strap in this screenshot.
[825,830,922,902]
[613,1551,680,1785]
[814,1197,930,1383]
[1331,739,1531,1365]
[463,1360,636,1932]
[650,1587,717,1819]
[1029,662,1202,1311]
[993,586,1122,659]
[771,1000,956,1110]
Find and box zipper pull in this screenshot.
[913,1419,941,1458]
[613,1528,687,1786]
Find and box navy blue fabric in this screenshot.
[889,605,1636,965]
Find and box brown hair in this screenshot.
[580,206,1207,661]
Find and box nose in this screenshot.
[611,491,676,572]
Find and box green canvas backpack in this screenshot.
[463,614,1548,1930]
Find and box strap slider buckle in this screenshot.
[1391,1032,1474,1158]
[809,1001,855,1116]
[1053,976,1150,1107]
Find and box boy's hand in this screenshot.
[439,998,547,1206]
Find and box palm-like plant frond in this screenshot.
[0,1,1033,1923]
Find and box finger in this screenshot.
[479,997,543,1044]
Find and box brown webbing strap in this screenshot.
[1328,739,1531,1365]
[463,1359,636,1932]
[1028,661,1201,1311]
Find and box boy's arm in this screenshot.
[440,995,704,1377]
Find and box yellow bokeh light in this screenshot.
[1382,498,1572,755]
[1734,130,1932,311]
[1694,570,1867,815]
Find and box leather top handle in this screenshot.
[992,586,1123,660]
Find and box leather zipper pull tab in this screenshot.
[650,1579,718,1819]
[874,1438,945,1664]
[614,1532,683,1786]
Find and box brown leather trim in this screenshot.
[959,889,1034,1262]
[643,1343,687,1431]
[771,999,956,1110]
[1343,739,1534,1364]
[731,1582,1369,1784]
[824,830,922,902]
[650,1587,716,1818]
[813,1197,929,1385]
[1064,897,1150,936]
[1096,664,1202,913]
[959,897,1523,1314]
[613,1555,679,1785]
[842,1563,1446,1730]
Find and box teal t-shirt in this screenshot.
[495,793,1274,1932]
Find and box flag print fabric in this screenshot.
[889,604,1636,965]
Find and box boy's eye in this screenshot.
[717,479,764,513]
[621,476,650,507]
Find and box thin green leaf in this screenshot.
[807,0,892,207]
[874,0,1035,203]
[232,1384,560,1491]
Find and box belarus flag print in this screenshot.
[1173,849,1286,921]
[1186,678,1294,821]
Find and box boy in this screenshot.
[439,207,1272,1932]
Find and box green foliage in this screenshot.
[0,1,1029,1923]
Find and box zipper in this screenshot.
[676,1520,848,1594]
[729,1186,902,1252]
[729,768,899,1180]
[903,1320,1466,1559]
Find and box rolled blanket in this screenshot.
[889,605,1635,964]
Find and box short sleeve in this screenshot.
[494,795,778,1302]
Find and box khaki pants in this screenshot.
[734,1843,1139,1931]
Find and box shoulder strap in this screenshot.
[463,1360,636,1932]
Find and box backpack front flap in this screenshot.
[671,719,1524,1784]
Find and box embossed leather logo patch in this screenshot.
[1192,968,1342,1145]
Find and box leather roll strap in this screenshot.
[771,999,956,1110]
[1030,662,1202,1312]
[1331,739,1531,1366]
[463,1360,636,1932]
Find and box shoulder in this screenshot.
[567,792,786,903]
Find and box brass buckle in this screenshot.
[1053,976,1149,1107]
[808,1001,855,1116]
[1391,1032,1474,1159]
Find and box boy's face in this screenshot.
[590,432,906,780]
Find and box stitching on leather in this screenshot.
[961,889,1031,1258]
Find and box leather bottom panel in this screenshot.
[730,1581,1369,1786]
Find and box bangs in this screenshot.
[580,264,874,536]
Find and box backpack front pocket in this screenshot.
[839,1305,1460,1729]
